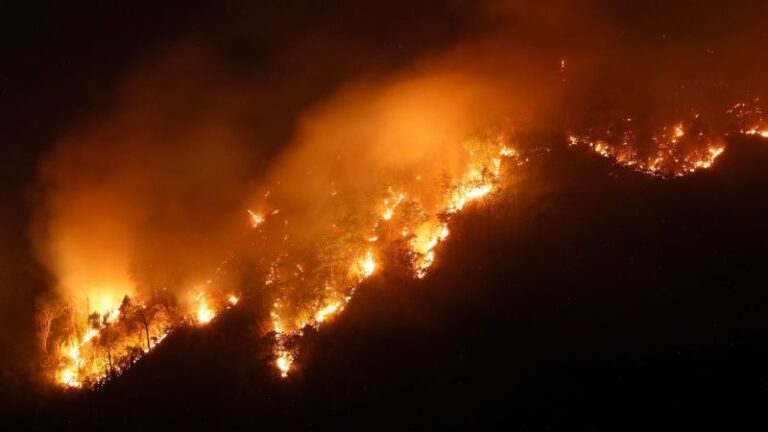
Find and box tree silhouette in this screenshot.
[35,294,57,355]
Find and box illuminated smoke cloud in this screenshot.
[30,1,768,387]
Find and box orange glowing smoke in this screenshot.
[38,30,768,388]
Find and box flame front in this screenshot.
[195,293,215,325]
[275,350,294,378]
[568,115,729,178]
[44,112,763,386]
[39,63,768,389]
[48,282,241,388]
[254,129,521,377]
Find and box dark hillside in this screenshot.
[20,138,768,430]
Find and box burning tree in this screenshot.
[35,296,57,356]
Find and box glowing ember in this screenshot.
[448,183,493,212]
[30,4,768,394]
[47,279,239,389]
[105,309,120,324]
[673,124,685,139]
[58,367,81,388]
[746,129,768,137]
[692,146,725,170]
[727,100,768,139]
[196,294,215,325]
[275,351,293,378]
[197,307,214,324]
[248,210,265,227]
[355,250,377,279]
[315,302,342,323]
[82,328,99,344]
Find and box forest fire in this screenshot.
[275,350,294,378]
[567,97,768,177]
[44,108,748,387]
[9,2,768,429]
[744,128,768,138]
[315,302,342,323]
[40,103,766,387]
[227,294,240,306]
[354,250,377,280]
[195,293,215,325]
[568,117,727,177]
[44,283,242,388]
[26,0,768,389]
[252,129,522,377]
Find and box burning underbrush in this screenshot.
[37,108,768,389]
[567,99,768,177]
[31,39,768,388]
[23,126,768,430]
[36,118,526,388]
[252,128,524,378]
[41,287,240,389]
[568,117,725,177]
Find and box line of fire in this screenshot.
[36,104,767,388]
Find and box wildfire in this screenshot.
[354,250,377,280]
[53,298,128,389]
[58,342,83,388]
[30,0,768,392]
[250,130,521,377]
[569,118,727,177]
[58,368,80,388]
[380,189,407,221]
[105,309,120,324]
[691,146,725,170]
[253,115,745,379]
[744,128,768,138]
[673,123,685,139]
[448,182,493,213]
[49,280,241,389]
[275,350,293,378]
[197,304,214,325]
[410,222,450,279]
[49,112,742,388]
[727,100,768,139]
[48,112,741,388]
[315,302,342,323]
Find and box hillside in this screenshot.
[15,137,768,430]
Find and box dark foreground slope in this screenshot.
[19,138,768,430]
